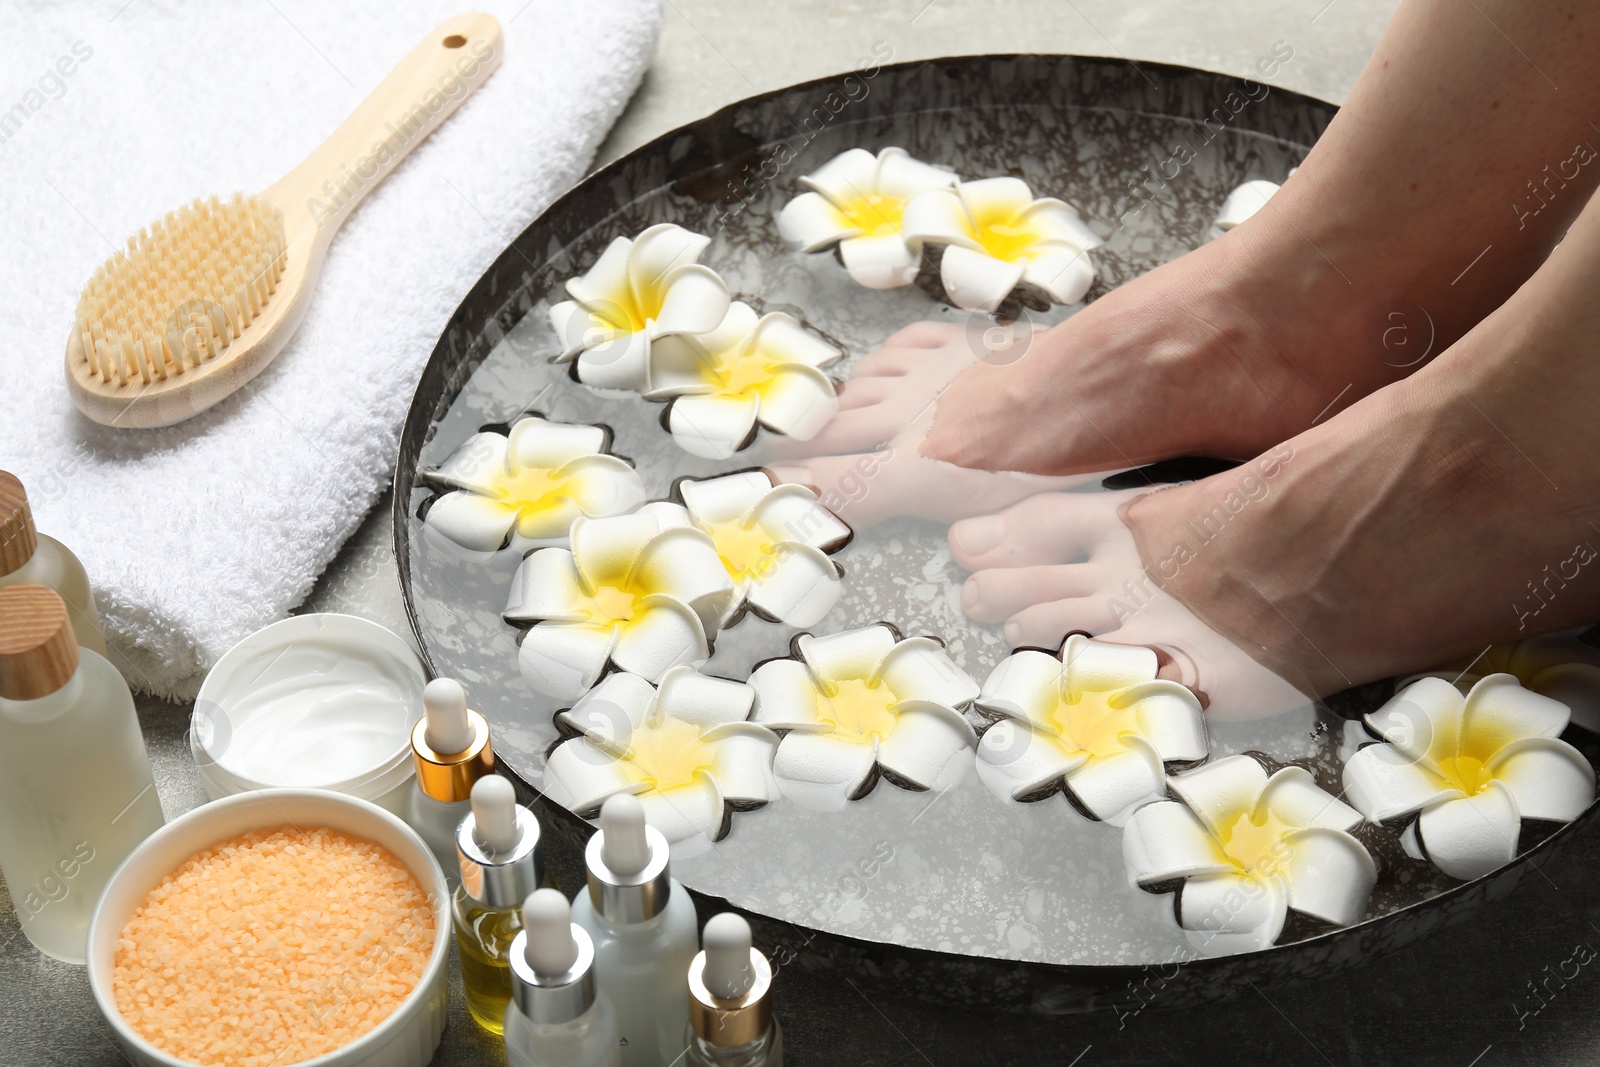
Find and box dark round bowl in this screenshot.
[392,52,1600,1013]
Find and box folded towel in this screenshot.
[0,0,662,698]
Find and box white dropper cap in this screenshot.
[599,793,652,876]
[472,775,520,853]
[702,913,756,999]
[422,677,474,754]
[522,889,579,976]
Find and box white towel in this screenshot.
[0,0,662,698]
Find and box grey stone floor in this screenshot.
[21,1,1600,1064]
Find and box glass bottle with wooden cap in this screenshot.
[685,913,782,1067]
[405,676,495,886]
[0,471,108,656]
[0,584,163,963]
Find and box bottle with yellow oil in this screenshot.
[453,776,547,1033]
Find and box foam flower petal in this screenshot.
[873,146,959,199]
[1256,766,1363,833]
[679,470,773,524]
[1062,735,1166,826]
[708,726,781,805]
[1178,873,1287,955]
[1061,637,1160,698]
[1123,681,1210,764]
[900,188,979,249]
[555,455,649,518]
[798,625,899,684]
[425,432,509,493]
[564,235,636,311]
[1020,245,1096,304]
[1122,801,1234,883]
[939,244,1027,313]
[839,232,921,289]
[756,365,839,440]
[748,483,852,551]
[1215,179,1281,231]
[747,314,845,370]
[799,147,880,204]
[1014,198,1102,250]
[1415,781,1521,880]
[519,622,617,698]
[777,191,859,252]
[559,672,658,752]
[875,704,976,790]
[507,418,608,469]
[569,512,655,592]
[875,637,981,707]
[574,328,652,392]
[772,730,878,803]
[629,526,736,626]
[546,738,644,812]
[610,595,710,682]
[651,264,733,337]
[1168,755,1270,838]
[657,665,757,730]
[550,298,605,359]
[749,658,824,730]
[957,176,1036,223]
[424,492,516,552]
[626,224,712,307]
[1365,675,1462,765]
[1487,737,1596,822]
[505,548,590,623]
[746,543,841,626]
[637,777,726,843]
[976,649,1066,728]
[643,335,722,398]
[668,393,761,460]
[1279,827,1378,926]
[1460,674,1569,752]
[974,718,1087,798]
[1343,742,1459,822]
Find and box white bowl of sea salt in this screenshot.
[192,614,427,816]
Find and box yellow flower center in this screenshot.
[1217,808,1297,875]
[817,677,899,744]
[690,339,780,400]
[1047,690,1139,760]
[701,518,777,583]
[622,716,716,791]
[1435,754,1492,796]
[584,584,639,625]
[973,217,1042,263]
[838,193,906,238]
[490,465,575,533]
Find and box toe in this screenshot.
[949,492,1102,570]
[849,347,917,377]
[961,564,1098,624]
[1003,597,1122,648]
[837,378,896,411]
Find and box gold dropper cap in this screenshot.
[410,710,494,803]
[688,913,775,1047]
[0,585,78,700]
[0,471,39,578]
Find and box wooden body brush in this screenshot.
[66,12,503,429]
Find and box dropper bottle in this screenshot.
[405,677,494,884]
[454,775,544,1033]
[685,914,782,1067]
[0,471,107,656]
[571,794,700,1067]
[504,889,621,1067]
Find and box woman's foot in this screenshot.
[952,195,1600,715]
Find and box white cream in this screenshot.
[194,615,426,811]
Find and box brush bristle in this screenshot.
[73,194,286,386]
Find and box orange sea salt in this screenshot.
[112,826,435,1067]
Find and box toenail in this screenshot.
[954,515,1007,556]
[1003,620,1023,647]
[961,576,985,613]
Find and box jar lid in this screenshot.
[0,585,77,700]
[0,472,39,578]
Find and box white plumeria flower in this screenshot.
[776,146,958,289]
[1123,755,1376,957]
[974,635,1207,826]
[419,414,646,553]
[549,223,731,393]
[544,668,779,843]
[1213,179,1282,232]
[750,623,980,811]
[1399,630,1600,734]
[1343,675,1596,881]
[504,502,737,699]
[645,301,844,459]
[673,470,852,628]
[901,176,1102,312]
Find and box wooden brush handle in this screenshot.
[265,11,504,244]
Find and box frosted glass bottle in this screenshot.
[0,471,107,656]
[0,585,163,963]
[684,914,782,1067]
[571,795,699,1067]
[505,890,621,1067]
[404,678,495,886]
